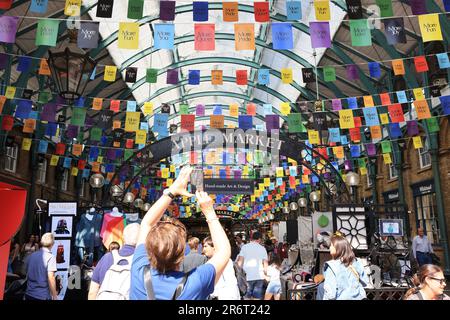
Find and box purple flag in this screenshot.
[409,0,427,15]
[310,22,331,48]
[107,148,117,160]
[41,103,57,122]
[66,125,79,139]
[346,64,359,80]
[85,116,94,128]
[265,115,280,131]
[196,104,205,116]
[332,99,342,111]
[407,120,419,136]
[233,170,242,179]
[366,143,377,156]
[0,53,8,69]
[344,160,352,171]
[0,16,19,43]
[166,69,178,84]
[160,1,176,21]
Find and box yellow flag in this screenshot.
[360,167,367,175]
[229,103,239,117]
[413,136,423,149]
[276,167,284,177]
[64,0,81,16]
[281,68,293,84]
[280,102,291,115]
[104,66,117,82]
[302,175,309,184]
[243,166,249,176]
[22,138,32,151]
[339,109,355,129]
[71,167,79,176]
[97,156,103,163]
[23,119,36,133]
[258,183,265,191]
[264,178,271,186]
[92,98,103,110]
[125,112,140,132]
[363,95,374,107]
[166,178,173,187]
[142,102,153,116]
[50,155,59,166]
[135,130,147,144]
[118,22,140,49]
[5,86,16,99]
[419,14,443,42]
[161,168,169,178]
[413,88,425,100]
[170,165,175,172]
[333,146,345,159]
[383,153,392,164]
[234,23,255,50]
[308,130,320,144]
[380,113,389,124]
[314,0,330,21]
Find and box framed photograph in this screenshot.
[48,201,77,216]
[51,216,73,238]
[51,239,71,270]
[379,219,404,237]
[55,271,69,301]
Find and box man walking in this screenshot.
[236,231,268,300]
[181,237,207,273]
[25,233,58,300]
[412,228,434,266]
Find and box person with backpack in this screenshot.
[202,236,240,300]
[130,166,231,300]
[88,223,140,300]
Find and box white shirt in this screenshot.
[238,242,268,281]
[211,259,240,300]
[412,235,433,258]
[267,265,281,284]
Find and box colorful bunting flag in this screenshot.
[392,59,405,75]
[310,21,331,48]
[188,70,200,85]
[236,70,248,85]
[287,1,302,20]
[339,109,355,129]
[195,24,215,51]
[368,62,381,78]
[314,1,330,21]
[258,69,270,85]
[419,14,443,42]
[223,2,239,22]
[323,66,336,82]
[193,1,209,22]
[254,1,270,22]
[414,56,429,72]
[388,103,405,123]
[36,19,59,46]
[383,18,407,45]
[78,22,100,49]
[31,0,49,14]
[211,70,223,85]
[0,16,19,44]
[346,0,363,19]
[376,0,394,17]
[414,100,431,119]
[65,0,81,16]
[363,107,380,126]
[96,0,113,18]
[350,19,371,46]
[128,0,144,19]
[146,68,158,83]
[234,24,255,50]
[104,65,117,82]
[281,68,293,84]
[154,24,174,50]
[413,136,423,149]
[272,23,293,50]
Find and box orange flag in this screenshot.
[211,70,223,85]
[392,59,405,75]
[234,23,255,50]
[415,100,431,119]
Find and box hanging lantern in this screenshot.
[123,192,135,204]
[309,191,320,202]
[47,30,96,104]
[298,197,308,208]
[289,202,299,211]
[282,206,290,214]
[110,185,123,197]
[143,203,151,211]
[345,171,360,187]
[89,173,105,189]
[134,198,144,209]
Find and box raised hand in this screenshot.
[169,166,194,197]
[195,191,215,217]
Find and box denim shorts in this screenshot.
[245,280,265,299]
[266,282,281,295]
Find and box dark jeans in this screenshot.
[24,294,49,301]
[416,252,432,266]
[245,280,265,299]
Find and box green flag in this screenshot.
[124,149,134,161]
[71,107,86,126]
[179,104,189,115]
[381,140,391,153]
[287,113,306,133]
[376,0,393,17]
[127,0,144,19]
[90,127,102,141]
[426,117,440,133]
[38,92,50,103]
[350,19,372,46]
[36,19,59,46]
[323,66,336,82]
[358,158,366,168]
[146,68,158,83]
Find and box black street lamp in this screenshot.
[345,171,360,203]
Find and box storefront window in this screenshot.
[37,159,47,184]
[413,180,439,245]
[4,144,18,173]
[418,137,431,169]
[388,163,398,180]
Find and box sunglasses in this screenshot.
[429,277,446,285]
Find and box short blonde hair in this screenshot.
[41,233,55,248]
[188,237,200,249]
[123,223,140,246]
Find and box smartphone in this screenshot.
[190,168,204,192]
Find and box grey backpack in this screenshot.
[96,250,133,300]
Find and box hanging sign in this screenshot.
[223,2,239,22]
[118,22,139,49]
[234,23,255,50]
[203,179,254,195]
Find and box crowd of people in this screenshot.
[8,167,448,301]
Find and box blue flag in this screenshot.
[30,0,48,14]
[439,95,450,115]
[347,97,358,109]
[340,135,348,145]
[263,104,272,116]
[127,101,137,112]
[193,1,209,21]
[154,113,169,135]
[154,24,175,49]
[272,23,293,50]
[82,169,91,179]
[213,105,222,115]
[444,0,450,12]
[363,107,380,126]
[15,100,32,119]
[105,164,115,172]
[328,128,340,142]
[436,53,450,69]
[29,111,39,120]
[38,140,48,154]
[89,146,99,159]
[17,57,32,72]
[389,123,402,138]
[396,91,407,103]
[258,69,270,85]
[45,122,57,136]
[286,1,302,20]
[189,70,200,85]
[238,115,253,130]
[75,97,85,107]
[350,145,360,158]
[63,157,72,169]
[368,62,381,78]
